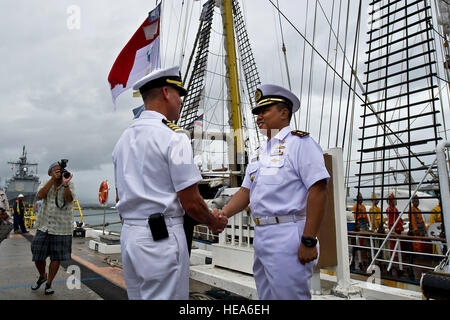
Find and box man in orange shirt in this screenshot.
[386,193,403,272]
[408,195,427,253]
[352,192,369,270]
[386,193,403,234]
[353,192,369,231]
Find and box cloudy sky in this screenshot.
[0,0,447,204]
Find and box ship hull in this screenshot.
[5,178,39,204]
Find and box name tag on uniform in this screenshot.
[270,151,283,156]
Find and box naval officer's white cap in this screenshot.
[132,66,188,97]
[252,84,300,115]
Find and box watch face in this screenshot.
[302,236,317,247]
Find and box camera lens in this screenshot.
[63,171,71,179]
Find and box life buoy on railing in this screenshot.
[98,181,109,205]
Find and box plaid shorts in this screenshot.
[31,230,72,261]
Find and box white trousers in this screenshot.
[120,221,189,300]
[253,219,319,300]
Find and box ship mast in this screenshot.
[177,0,261,188]
[7,146,38,178]
[222,0,245,186]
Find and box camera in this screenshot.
[58,159,71,179]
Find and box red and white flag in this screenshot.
[108,3,161,107]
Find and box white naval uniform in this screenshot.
[242,125,330,300]
[112,110,202,300]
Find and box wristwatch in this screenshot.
[301,236,318,248]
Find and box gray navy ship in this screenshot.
[5,146,40,204]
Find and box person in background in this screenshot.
[351,192,370,270]
[0,208,13,244]
[387,193,403,235]
[369,193,385,233]
[408,195,427,252]
[13,194,28,234]
[353,192,369,231]
[428,199,442,228]
[385,193,405,275]
[0,188,13,244]
[429,199,443,254]
[30,161,75,295]
[0,188,10,216]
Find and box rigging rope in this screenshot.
[275,0,298,129]
[334,0,351,147]
[306,0,319,132]
[341,0,363,149]
[179,0,194,68]
[327,0,344,150]
[343,0,362,190]
[171,0,186,66]
[318,0,336,145]
[299,0,309,128]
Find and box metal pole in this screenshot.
[222,0,245,173]
[436,141,450,251]
[102,205,106,235]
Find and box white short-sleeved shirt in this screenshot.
[35,180,76,235]
[112,110,202,220]
[242,125,330,218]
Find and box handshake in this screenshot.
[207,208,228,233]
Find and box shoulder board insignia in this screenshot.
[291,130,309,138]
[162,119,182,132]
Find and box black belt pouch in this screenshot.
[148,213,169,241]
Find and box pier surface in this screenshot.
[0,230,244,300]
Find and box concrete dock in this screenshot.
[0,230,246,300]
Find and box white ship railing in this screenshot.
[349,232,446,273]
[193,224,220,243]
[193,210,252,246]
[366,141,450,274]
[217,210,253,247]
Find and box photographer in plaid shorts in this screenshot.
[30,161,75,295]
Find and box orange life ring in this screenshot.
[98,181,109,204]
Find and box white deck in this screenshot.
[190,248,423,300]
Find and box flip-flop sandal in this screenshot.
[44,285,54,295]
[31,277,47,291]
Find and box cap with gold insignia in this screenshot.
[252,84,300,115]
[132,66,188,97]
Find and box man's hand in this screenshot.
[298,243,318,265]
[208,208,228,233]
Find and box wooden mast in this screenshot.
[222,0,245,186]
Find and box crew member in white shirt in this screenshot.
[217,84,330,300]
